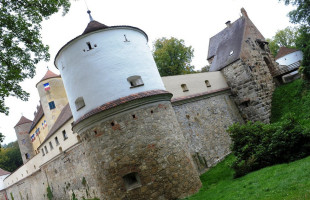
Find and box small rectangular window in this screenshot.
[42,148,45,156]
[181,84,189,92]
[123,172,141,191]
[63,130,68,140]
[205,80,211,87]
[49,142,53,150]
[25,153,30,159]
[44,146,48,154]
[55,137,60,145]
[127,76,144,88]
[48,101,56,110]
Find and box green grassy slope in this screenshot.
[271,79,310,123]
[186,155,310,200]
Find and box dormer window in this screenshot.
[75,97,85,111]
[127,76,144,88]
[181,84,189,92]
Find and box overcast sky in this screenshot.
[0,0,295,144]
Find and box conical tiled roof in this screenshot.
[275,47,299,60]
[37,70,60,85]
[82,20,109,35]
[0,168,10,176]
[14,116,32,128]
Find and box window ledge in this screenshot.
[130,84,144,89]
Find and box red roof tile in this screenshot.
[82,20,109,35]
[14,116,32,128]
[275,47,299,60]
[36,70,60,86]
[0,168,10,176]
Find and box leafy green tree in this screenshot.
[0,133,3,149]
[0,141,23,172]
[0,0,71,115]
[280,0,310,80]
[153,37,195,76]
[266,26,298,56]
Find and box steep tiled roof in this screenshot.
[41,103,72,145]
[273,61,301,77]
[14,116,32,128]
[82,20,109,35]
[37,70,60,86]
[0,168,10,176]
[275,47,299,60]
[73,90,171,125]
[208,17,246,71]
[29,103,44,133]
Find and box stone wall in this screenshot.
[172,90,244,173]
[0,190,7,200]
[75,100,201,200]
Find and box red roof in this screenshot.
[14,116,32,128]
[275,47,299,60]
[82,20,109,35]
[37,70,60,86]
[0,168,10,176]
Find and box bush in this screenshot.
[228,114,310,177]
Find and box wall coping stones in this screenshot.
[171,87,231,106]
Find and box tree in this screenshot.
[266,26,299,57]
[0,0,71,115]
[0,141,23,172]
[0,133,3,150]
[152,37,195,76]
[281,0,310,25]
[280,0,310,80]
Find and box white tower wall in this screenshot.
[55,27,166,120]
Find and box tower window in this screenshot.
[205,80,211,87]
[75,97,85,111]
[49,142,53,150]
[55,137,60,145]
[63,130,68,140]
[25,153,30,159]
[48,101,56,110]
[127,76,144,88]
[181,84,189,92]
[123,172,141,191]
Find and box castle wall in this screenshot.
[4,101,202,200]
[29,116,49,154]
[73,100,201,199]
[222,59,274,123]
[172,90,243,173]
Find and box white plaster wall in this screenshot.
[276,51,303,66]
[0,174,9,190]
[55,27,166,121]
[4,119,78,188]
[162,72,228,99]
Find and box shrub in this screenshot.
[228,114,310,177]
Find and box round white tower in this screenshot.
[54,14,201,200]
[55,20,165,121]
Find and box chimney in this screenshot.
[225,21,231,27]
[241,8,249,18]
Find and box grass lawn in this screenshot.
[185,154,310,200]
